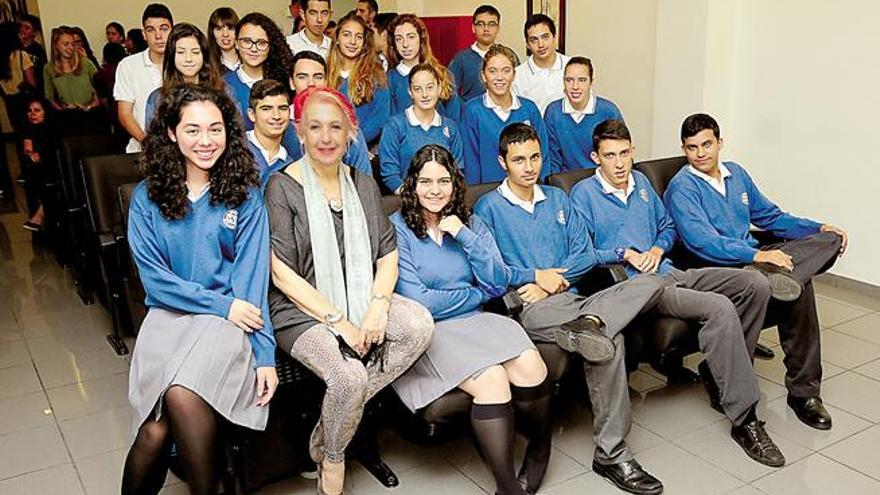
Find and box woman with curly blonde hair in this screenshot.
[123,84,277,495]
[326,11,389,145]
[386,14,460,118]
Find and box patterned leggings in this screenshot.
[289,294,433,464]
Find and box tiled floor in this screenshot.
[1,199,880,494]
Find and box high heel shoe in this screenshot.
[316,462,345,495]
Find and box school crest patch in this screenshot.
[443,126,450,138]
[223,209,238,230]
[640,188,650,203]
[741,192,749,205]
[523,120,531,126]
[557,210,566,225]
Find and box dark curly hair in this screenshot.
[141,84,258,220]
[400,144,471,239]
[236,13,295,86]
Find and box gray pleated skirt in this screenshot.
[392,311,534,412]
[127,308,269,438]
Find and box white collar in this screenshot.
[339,69,350,79]
[396,61,414,76]
[688,162,732,195]
[426,226,444,247]
[405,106,442,131]
[526,52,564,74]
[471,42,488,58]
[187,182,210,202]
[221,57,241,71]
[141,49,160,69]
[562,91,597,116]
[236,66,261,88]
[498,179,546,214]
[596,168,635,204]
[482,91,522,112]
[247,130,288,165]
[297,29,331,50]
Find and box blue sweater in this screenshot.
[247,140,294,189]
[570,171,676,277]
[280,125,372,176]
[223,70,255,131]
[387,67,462,120]
[391,212,509,320]
[448,47,485,103]
[339,77,391,144]
[474,185,596,289]
[544,97,623,172]
[461,95,550,184]
[127,182,276,367]
[378,112,463,192]
[663,161,823,265]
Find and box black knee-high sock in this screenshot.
[121,419,171,495]
[511,382,553,493]
[471,402,526,495]
[164,387,219,495]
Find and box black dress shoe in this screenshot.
[555,317,615,363]
[754,343,776,360]
[730,420,785,467]
[787,396,832,430]
[358,458,399,487]
[592,459,663,495]
[747,263,803,302]
[697,360,724,415]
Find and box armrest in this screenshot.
[98,232,116,249]
[575,264,629,296]
[483,290,524,316]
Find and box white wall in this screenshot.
[565,0,659,160]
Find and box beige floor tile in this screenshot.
[0,339,30,369]
[28,335,129,389]
[815,282,880,312]
[251,475,316,495]
[816,295,872,328]
[0,424,70,479]
[541,472,631,494]
[758,395,872,451]
[0,391,54,435]
[822,372,880,422]
[753,453,880,495]
[552,408,665,467]
[74,448,125,495]
[752,344,845,387]
[628,369,666,394]
[158,484,190,494]
[0,463,84,495]
[16,304,111,340]
[756,376,789,402]
[724,486,767,495]
[59,405,132,460]
[635,441,743,495]
[0,362,42,400]
[819,330,880,370]
[631,383,727,440]
[831,312,880,346]
[673,419,812,482]
[853,358,880,381]
[46,372,129,421]
[820,424,880,481]
[345,459,484,495]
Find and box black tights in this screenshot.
[122,386,219,495]
[470,402,526,495]
[512,382,553,494]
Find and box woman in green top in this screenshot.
[44,26,100,112]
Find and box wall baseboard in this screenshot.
[816,273,880,300]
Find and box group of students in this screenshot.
[23,2,840,495]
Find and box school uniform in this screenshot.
[223,68,260,131]
[247,131,293,188]
[285,29,332,59]
[389,212,534,411]
[126,181,275,436]
[664,161,843,399]
[280,125,373,176]
[544,95,623,171]
[378,107,463,193]
[571,171,767,425]
[448,43,487,103]
[387,62,462,119]
[475,182,664,465]
[512,52,570,116]
[338,74,391,144]
[460,92,550,184]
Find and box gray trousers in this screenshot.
[658,268,770,424]
[518,274,665,465]
[763,231,842,398]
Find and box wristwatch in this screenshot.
[614,247,626,263]
[324,311,344,336]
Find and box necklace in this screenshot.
[329,197,343,212]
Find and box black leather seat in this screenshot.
[81,153,143,354]
[546,167,596,192]
[116,182,147,337]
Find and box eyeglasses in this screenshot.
[474,21,499,29]
[237,37,270,51]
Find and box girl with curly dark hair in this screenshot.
[144,23,225,128]
[224,12,294,131]
[327,11,389,144]
[123,84,277,495]
[391,143,549,495]
[386,14,461,118]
